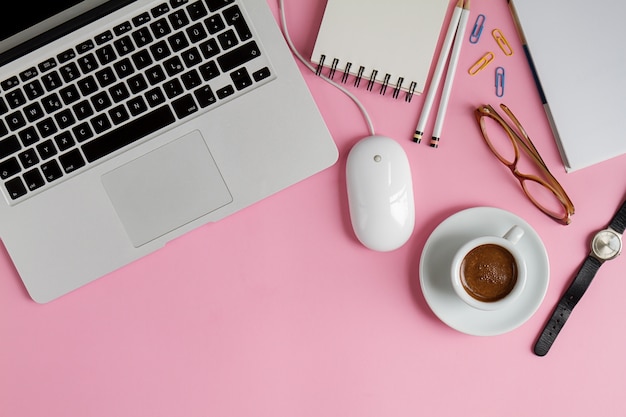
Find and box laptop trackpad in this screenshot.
[102,130,233,247]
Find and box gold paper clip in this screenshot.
[492,29,513,56]
[468,52,494,75]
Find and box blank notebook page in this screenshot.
[311,0,449,94]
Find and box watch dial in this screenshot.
[592,230,622,260]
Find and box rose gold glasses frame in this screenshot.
[474,104,575,225]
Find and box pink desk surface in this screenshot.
[3,1,626,416]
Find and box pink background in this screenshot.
[3,0,626,416]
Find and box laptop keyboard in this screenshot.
[0,0,274,203]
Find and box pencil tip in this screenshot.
[463,0,470,9]
[456,0,464,7]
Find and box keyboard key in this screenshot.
[198,38,220,59]
[150,40,171,60]
[217,41,260,72]
[132,27,154,48]
[36,139,57,159]
[186,2,208,21]
[109,83,130,103]
[54,109,75,129]
[5,176,27,199]
[41,71,63,91]
[168,10,189,30]
[57,49,76,63]
[109,105,129,125]
[163,56,185,76]
[59,62,80,83]
[82,106,175,162]
[91,113,112,133]
[41,160,63,182]
[113,58,135,79]
[42,93,62,113]
[145,87,166,107]
[54,132,75,151]
[172,94,198,118]
[205,0,234,12]
[127,96,148,116]
[151,3,170,18]
[127,74,148,93]
[1,76,19,91]
[24,102,45,122]
[18,149,39,168]
[252,67,271,82]
[24,80,45,100]
[181,69,201,89]
[91,91,112,111]
[59,84,81,105]
[0,157,21,179]
[162,79,184,98]
[0,135,21,159]
[77,76,99,96]
[217,29,238,50]
[186,23,207,42]
[131,49,153,70]
[73,100,94,120]
[146,65,166,85]
[216,85,234,99]
[23,168,45,191]
[204,14,225,34]
[150,18,171,38]
[6,111,26,131]
[19,67,38,82]
[6,89,26,108]
[194,85,216,107]
[181,46,202,67]
[170,0,188,8]
[168,31,189,52]
[132,12,151,27]
[59,149,86,174]
[96,45,117,65]
[72,122,94,142]
[114,36,135,56]
[199,61,219,81]
[38,58,57,73]
[113,21,133,36]
[18,127,39,147]
[76,40,95,54]
[95,30,114,45]
[230,67,252,90]
[77,53,99,73]
[223,6,252,41]
[95,67,117,87]
[35,118,58,138]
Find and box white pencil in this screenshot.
[430,0,471,148]
[413,0,464,143]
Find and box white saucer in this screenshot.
[419,207,549,336]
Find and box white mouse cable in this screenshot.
[277,0,376,136]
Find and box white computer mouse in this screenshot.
[346,135,415,251]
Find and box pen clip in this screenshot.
[468,52,494,75]
[495,66,505,97]
[469,14,486,44]
[492,29,513,56]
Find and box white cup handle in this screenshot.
[503,225,524,245]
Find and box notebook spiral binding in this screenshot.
[314,54,417,103]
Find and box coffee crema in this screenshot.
[460,243,517,302]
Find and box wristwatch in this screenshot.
[534,198,626,356]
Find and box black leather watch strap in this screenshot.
[533,255,602,356]
[609,199,626,234]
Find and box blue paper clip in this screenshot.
[495,67,505,97]
[469,14,486,44]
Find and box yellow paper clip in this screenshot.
[468,52,494,75]
[492,29,513,56]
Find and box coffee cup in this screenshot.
[450,226,527,311]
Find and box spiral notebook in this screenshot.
[311,0,449,101]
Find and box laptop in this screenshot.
[508,0,626,172]
[0,0,338,303]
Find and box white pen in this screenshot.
[413,0,464,143]
[430,0,471,148]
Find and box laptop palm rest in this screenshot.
[101,130,233,247]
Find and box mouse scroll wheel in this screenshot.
[373,155,382,162]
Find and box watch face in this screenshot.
[592,229,622,260]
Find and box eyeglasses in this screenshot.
[474,104,575,225]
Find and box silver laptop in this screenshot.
[0,0,338,303]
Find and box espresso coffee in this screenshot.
[459,243,518,302]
